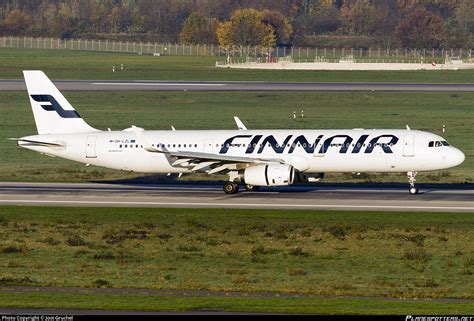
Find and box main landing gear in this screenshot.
[223,182,260,194]
[223,181,239,194]
[407,171,419,195]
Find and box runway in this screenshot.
[3,79,474,92]
[0,182,472,212]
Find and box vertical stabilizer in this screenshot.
[23,70,98,134]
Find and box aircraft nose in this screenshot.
[447,147,465,167]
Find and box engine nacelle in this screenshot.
[242,164,295,187]
[296,172,325,183]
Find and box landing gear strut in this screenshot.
[223,181,239,194]
[407,171,419,195]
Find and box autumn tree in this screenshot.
[339,0,379,35]
[455,0,474,32]
[217,8,276,50]
[180,11,218,44]
[110,4,132,33]
[395,7,446,48]
[308,4,341,34]
[261,10,293,45]
[1,9,32,35]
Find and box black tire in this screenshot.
[223,182,239,194]
[409,187,419,195]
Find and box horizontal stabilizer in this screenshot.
[9,138,64,147]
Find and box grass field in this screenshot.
[0,206,473,313]
[0,90,472,183]
[2,47,474,83]
[2,292,474,314]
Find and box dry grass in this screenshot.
[0,206,473,299]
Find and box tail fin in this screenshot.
[23,71,98,134]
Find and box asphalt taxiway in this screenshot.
[0,182,472,212]
[3,79,474,92]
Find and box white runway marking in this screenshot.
[1,199,473,211]
[92,82,226,87]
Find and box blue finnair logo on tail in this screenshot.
[31,95,80,118]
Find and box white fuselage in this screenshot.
[19,129,465,174]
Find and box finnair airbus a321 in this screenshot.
[13,71,465,194]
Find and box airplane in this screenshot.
[13,71,465,195]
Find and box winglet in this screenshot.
[234,116,247,130]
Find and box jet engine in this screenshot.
[242,164,295,186]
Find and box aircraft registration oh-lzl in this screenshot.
[13,71,465,194]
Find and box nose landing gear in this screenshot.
[407,171,419,195]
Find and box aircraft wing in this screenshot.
[132,126,285,173]
[155,149,285,164]
[148,148,285,174]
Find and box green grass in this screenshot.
[2,47,474,82]
[0,90,472,183]
[0,206,473,302]
[1,292,474,314]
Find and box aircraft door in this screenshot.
[86,135,97,158]
[403,134,415,157]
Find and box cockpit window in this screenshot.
[429,140,450,147]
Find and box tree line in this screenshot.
[1,0,474,49]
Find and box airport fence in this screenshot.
[0,36,473,61]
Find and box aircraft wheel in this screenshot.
[245,184,260,192]
[409,187,419,195]
[223,182,239,194]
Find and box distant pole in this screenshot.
[301,110,304,118]
[112,66,115,73]
[121,64,123,71]
[293,111,296,119]
[442,125,446,133]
